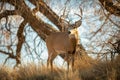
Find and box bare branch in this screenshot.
[0,10,18,19]
[90,13,110,39]
[0,49,16,67]
[99,0,120,17]
[30,0,63,31]
[0,50,10,55]
[0,1,4,12]
[15,20,27,66]
[104,12,120,28]
[100,3,120,28]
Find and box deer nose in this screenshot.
[68,31,71,34]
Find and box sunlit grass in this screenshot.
[0,55,120,80]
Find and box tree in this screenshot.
[0,0,120,67]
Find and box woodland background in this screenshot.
[0,0,120,80]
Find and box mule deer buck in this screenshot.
[46,7,82,71]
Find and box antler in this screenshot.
[59,6,83,32]
[72,6,83,28]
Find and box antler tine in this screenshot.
[79,6,83,20]
[74,6,83,20]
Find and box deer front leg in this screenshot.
[47,52,57,71]
[71,54,75,72]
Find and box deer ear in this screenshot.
[75,20,82,28]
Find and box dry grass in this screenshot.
[0,63,78,80]
[0,55,120,80]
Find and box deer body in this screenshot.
[46,32,76,70]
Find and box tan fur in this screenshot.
[46,32,77,70]
[70,28,80,45]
